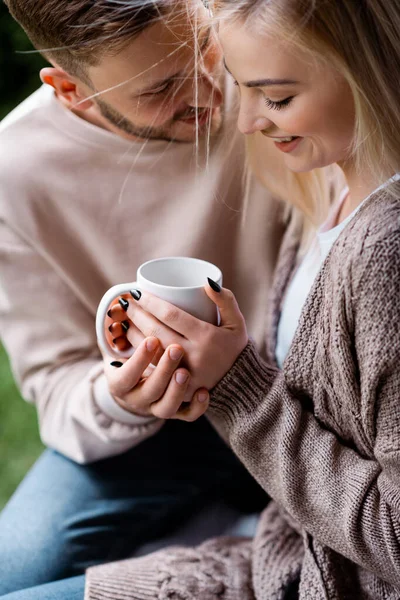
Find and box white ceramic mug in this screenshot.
[96,256,223,359]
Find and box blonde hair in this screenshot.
[213,0,400,235]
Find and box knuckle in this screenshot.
[146,326,162,339]
[225,288,235,301]
[197,320,211,338]
[157,365,175,381]
[162,307,180,324]
[201,328,217,347]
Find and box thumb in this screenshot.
[205,278,244,328]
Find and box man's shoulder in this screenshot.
[0,86,78,187]
[0,85,53,134]
[0,85,57,166]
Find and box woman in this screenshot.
[4,0,400,598]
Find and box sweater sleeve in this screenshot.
[208,235,400,588]
[85,536,254,600]
[0,223,162,464]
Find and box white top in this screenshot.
[0,80,280,463]
[276,174,400,368]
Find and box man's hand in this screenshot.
[103,336,209,422]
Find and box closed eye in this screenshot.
[264,97,294,110]
[142,80,175,97]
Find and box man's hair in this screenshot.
[4,0,166,79]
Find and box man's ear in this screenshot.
[40,67,94,111]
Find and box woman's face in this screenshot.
[218,19,356,172]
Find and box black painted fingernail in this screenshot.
[207,278,221,293]
[108,324,113,333]
[112,338,118,345]
[130,289,142,301]
[118,297,129,311]
[110,361,123,368]
[107,309,113,318]
[121,320,130,331]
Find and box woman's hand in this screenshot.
[109,280,249,399]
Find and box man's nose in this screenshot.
[187,69,223,110]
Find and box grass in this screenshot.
[0,344,44,510]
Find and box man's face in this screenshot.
[83,1,224,143]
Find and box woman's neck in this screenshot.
[336,162,389,224]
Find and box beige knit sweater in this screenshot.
[86,182,400,599]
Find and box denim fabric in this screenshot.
[0,417,267,595]
[0,576,85,600]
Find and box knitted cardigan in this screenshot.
[86,184,400,600]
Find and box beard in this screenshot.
[95,96,222,143]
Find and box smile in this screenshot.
[269,136,298,142]
[262,133,303,154]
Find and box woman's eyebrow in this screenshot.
[223,59,298,87]
[244,77,298,88]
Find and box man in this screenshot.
[0,0,284,594]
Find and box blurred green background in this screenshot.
[0,2,47,508]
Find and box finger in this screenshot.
[112,336,132,352]
[109,320,164,366]
[127,289,202,338]
[108,320,131,339]
[141,345,186,408]
[204,282,244,328]
[150,345,165,366]
[120,296,185,348]
[106,337,160,397]
[149,367,191,420]
[126,326,165,365]
[125,324,146,349]
[174,388,210,422]
[106,297,130,321]
[105,294,134,352]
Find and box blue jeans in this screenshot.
[1,577,85,600]
[0,417,267,596]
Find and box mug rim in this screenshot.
[137,256,222,290]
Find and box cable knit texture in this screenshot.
[85,538,255,600]
[86,184,400,599]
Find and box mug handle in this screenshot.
[96,282,140,359]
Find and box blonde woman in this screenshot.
[4,0,400,599]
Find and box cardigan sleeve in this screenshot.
[0,222,162,464]
[208,231,400,588]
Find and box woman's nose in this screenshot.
[237,101,272,135]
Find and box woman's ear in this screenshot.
[40,67,94,111]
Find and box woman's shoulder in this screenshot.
[339,185,400,258]
[332,185,400,299]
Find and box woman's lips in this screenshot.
[273,136,302,153]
